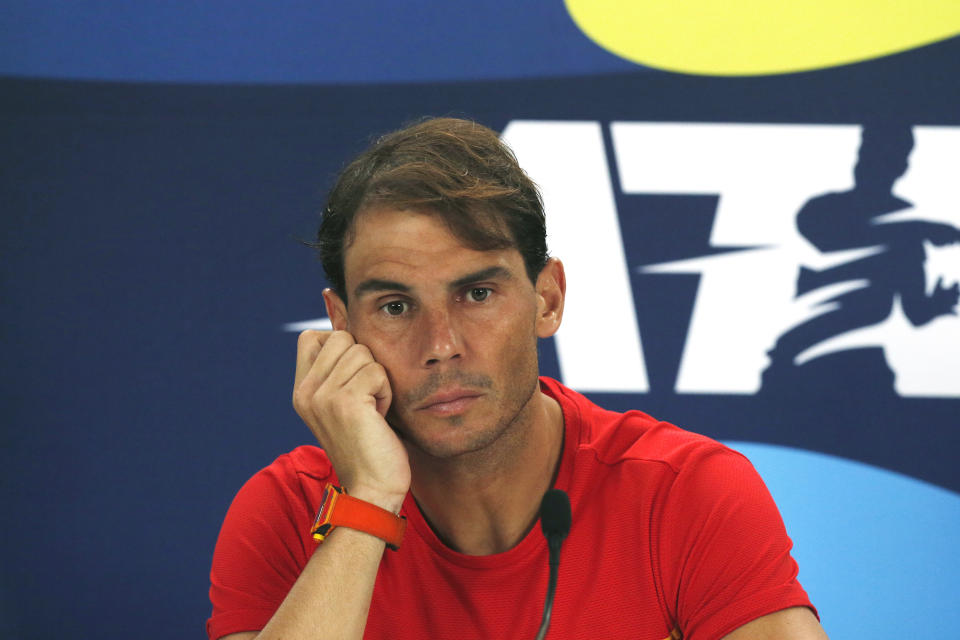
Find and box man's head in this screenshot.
[312,118,565,462]
[316,117,548,302]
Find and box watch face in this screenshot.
[311,484,342,542]
[317,485,336,522]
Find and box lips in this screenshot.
[415,389,484,415]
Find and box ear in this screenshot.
[535,258,565,339]
[322,288,349,331]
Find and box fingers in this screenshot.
[323,342,376,387]
[319,343,393,419]
[293,330,392,420]
[355,360,392,417]
[291,330,410,503]
[294,330,333,392]
[294,330,353,399]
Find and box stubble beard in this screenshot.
[386,348,541,464]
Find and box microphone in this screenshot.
[535,489,571,640]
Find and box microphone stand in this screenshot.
[535,489,571,640]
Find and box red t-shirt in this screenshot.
[208,377,814,639]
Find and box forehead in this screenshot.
[343,206,522,290]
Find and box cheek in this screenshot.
[487,314,539,367]
[346,320,411,380]
[364,336,408,379]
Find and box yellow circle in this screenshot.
[565,0,960,76]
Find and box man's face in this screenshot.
[324,206,562,460]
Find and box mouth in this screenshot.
[415,389,484,416]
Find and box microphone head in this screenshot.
[539,489,572,541]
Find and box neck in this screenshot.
[407,389,564,555]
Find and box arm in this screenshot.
[657,445,822,639]
[220,520,395,640]
[210,330,410,640]
[722,606,828,639]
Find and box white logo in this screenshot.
[285,121,960,398]
[502,121,960,397]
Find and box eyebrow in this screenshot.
[449,266,513,289]
[353,278,412,299]
[352,266,514,299]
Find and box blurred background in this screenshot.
[2,2,959,637]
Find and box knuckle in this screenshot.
[349,343,373,361]
[366,360,387,377]
[297,329,320,348]
[329,330,355,346]
[291,385,311,411]
[357,361,389,386]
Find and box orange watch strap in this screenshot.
[311,484,407,550]
[333,492,407,549]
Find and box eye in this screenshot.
[381,300,410,316]
[468,287,491,302]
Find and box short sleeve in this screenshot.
[656,446,815,639]
[206,448,333,640]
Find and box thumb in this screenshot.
[373,373,393,417]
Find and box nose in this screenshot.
[420,306,462,367]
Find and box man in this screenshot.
[208,117,828,639]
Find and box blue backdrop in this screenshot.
[2,3,958,638]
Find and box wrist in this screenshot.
[311,483,408,550]
[346,484,407,514]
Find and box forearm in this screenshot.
[254,525,388,640]
[235,328,410,640]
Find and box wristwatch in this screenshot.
[310,483,407,550]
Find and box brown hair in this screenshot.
[315,117,548,301]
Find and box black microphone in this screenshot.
[535,489,571,640]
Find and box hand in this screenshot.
[293,330,411,512]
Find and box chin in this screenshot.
[394,415,503,461]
